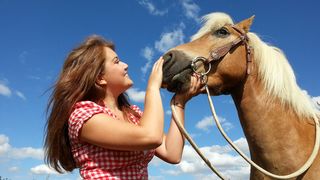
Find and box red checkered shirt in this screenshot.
[68,101,156,179]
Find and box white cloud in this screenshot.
[196,116,213,132]
[161,168,182,176]
[312,96,320,109]
[165,109,171,116]
[30,164,59,175]
[179,160,197,172]
[126,88,145,103]
[8,166,19,172]
[302,90,320,110]
[0,83,12,97]
[140,21,185,78]
[27,75,41,80]
[176,138,249,178]
[149,175,165,180]
[196,116,233,132]
[150,156,163,167]
[141,24,185,78]
[0,134,10,156]
[155,26,185,53]
[151,137,250,179]
[219,117,234,132]
[180,0,200,22]
[10,147,43,160]
[189,133,201,139]
[141,46,154,61]
[0,81,26,100]
[194,166,250,180]
[19,51,28,64]
[230,137,250,156]
[138,0,168,16]
[16,90,26,100]
[0,134,43,160]
[141,46,154,76]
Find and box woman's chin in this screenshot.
[127,78,133,86]
[124,80,133,90]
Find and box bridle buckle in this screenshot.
[191,57,212,77]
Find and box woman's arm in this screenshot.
[80,58,164,151]
[155,102,185,164]
[155,74,203,164]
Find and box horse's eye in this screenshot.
[215,28,230,37]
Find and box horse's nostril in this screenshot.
[163,51,174,64]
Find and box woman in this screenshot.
[44,35,202,179]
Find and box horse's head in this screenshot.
[162,13,254,95]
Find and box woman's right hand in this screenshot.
[172,73,205,108]
[147,57,164,90]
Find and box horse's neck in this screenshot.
[231,76,314,169]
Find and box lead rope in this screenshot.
[170,103,226,179]
[205,85,320,179]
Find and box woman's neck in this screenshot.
[103,89,120,111]
[103,92,128,122]
[103,96,119,109]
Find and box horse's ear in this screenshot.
[235,15,255,33]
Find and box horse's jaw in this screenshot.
[162,69,193,93]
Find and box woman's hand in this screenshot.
[147,57,164,90]
[171,73,205,108]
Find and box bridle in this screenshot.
[191,26,253,79]
[171,25,320,179]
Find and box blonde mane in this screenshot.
[192,12,320,120]
[190,12,234,41]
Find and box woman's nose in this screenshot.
[122,62,128,70]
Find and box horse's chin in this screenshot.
[162,69,192,93]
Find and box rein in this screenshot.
[171,26,320,179]
[170,103,225,179]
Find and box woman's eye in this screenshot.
[114,59,120,64]
[215,28,230,37]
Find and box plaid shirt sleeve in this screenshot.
[68,102,154,179]
[68,101,105,140]
[131,105,143,115]
[128,105,143,124]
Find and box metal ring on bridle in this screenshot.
[191,57,212,76]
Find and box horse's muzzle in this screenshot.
[162,50,193,93]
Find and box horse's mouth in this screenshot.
[161,50,194,93]
[162,67,193,93]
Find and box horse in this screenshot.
[161,12,320,179]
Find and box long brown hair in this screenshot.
[44,35,131,173]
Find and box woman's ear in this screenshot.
[96,74,107,86]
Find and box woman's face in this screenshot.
[100,47,133,93]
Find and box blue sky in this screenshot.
[0,0,320,179]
